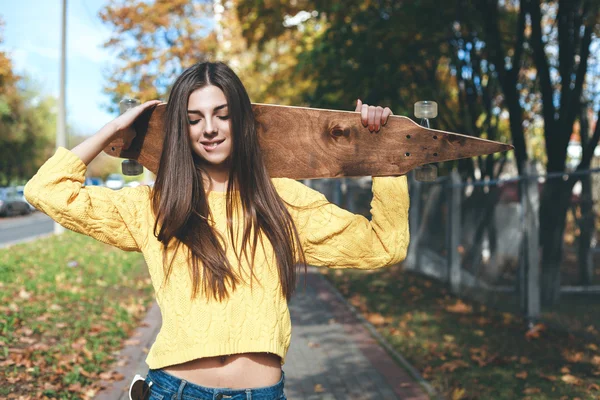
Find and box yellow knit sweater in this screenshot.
[24,147,410,369]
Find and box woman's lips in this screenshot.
[201,139,225,151]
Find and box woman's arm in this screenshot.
[24,100,161,252]
[277,176,410,270]
[276,100,409,270]
[71,100,161,165]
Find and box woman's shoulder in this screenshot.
[271,178,327,206]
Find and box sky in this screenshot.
[2,0,116,134]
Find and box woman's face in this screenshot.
[187,85,233,167]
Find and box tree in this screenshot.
[523,0,599,305]
[0,18,56,186]
[99,0,216,110]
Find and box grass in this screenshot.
[321,264,600,400]
[0,231,154,399]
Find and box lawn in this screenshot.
[321,264,600,400]
[0,231,154,399]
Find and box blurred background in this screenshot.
[1,0,600,398]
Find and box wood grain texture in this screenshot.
[104,103,513,179]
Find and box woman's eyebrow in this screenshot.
[187,104,228,114]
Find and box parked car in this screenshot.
[126,181,142,188]
[84,177,104,187]
[16,185,36,212]
[105,174,125,190]
[0,187,32,217]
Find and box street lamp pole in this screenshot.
[55,0,67,235]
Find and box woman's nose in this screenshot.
[204,119,216,135]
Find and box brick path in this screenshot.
[95,267,433,400]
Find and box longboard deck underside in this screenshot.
[104,103,513,179]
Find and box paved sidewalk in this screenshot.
[95,267,432,399]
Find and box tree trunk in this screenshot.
[539,179,571,305]
[578,172,594,285]
[577,103,595,285]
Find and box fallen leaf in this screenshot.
[588,383,600,391]
[68,382,83,391]
[516,371,528,379]
[452,388,466,400]
[367,313,386,326]
[443,335,455,343]
[113,372,125,381]
[561,374,581,385]
[440,360,469,372]
[525,323,546,340]
[523,387,541,394]
[314,384,324,393]
[539,373,557,382]
[445,300,472,314]
[562,350,583,363]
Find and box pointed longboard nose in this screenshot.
[416,122,514,165]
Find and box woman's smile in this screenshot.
[200,138,226,151]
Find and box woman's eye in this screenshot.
[189,120,200,125]
[218,115,229,120]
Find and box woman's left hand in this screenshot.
[355,99,393,133]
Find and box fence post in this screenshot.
[523,163,541,321]
[405,171,421,271]
[448,169,462,294]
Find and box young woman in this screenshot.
[24,62,409,400]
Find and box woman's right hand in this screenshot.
[111,100,162,149]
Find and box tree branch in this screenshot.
[577,108,600,171]
[565,2,593,143]
[511,2,526,81]
[526,0,558,166]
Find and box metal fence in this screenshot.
[308,167,600,338]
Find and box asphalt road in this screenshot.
[0,212,54,248]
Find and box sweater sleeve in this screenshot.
[23,147,151,252]
[274,176,410,269]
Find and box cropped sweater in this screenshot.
[24,147,410,369]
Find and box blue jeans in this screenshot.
[144,368,287,400]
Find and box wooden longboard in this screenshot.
[103,103,513,179]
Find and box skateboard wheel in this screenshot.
[122,159,143,176]
[120,98,140,114]
[414,101,438,119]
[415,164,437,182]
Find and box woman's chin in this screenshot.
[197,153,231,168]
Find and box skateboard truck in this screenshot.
[119,98,144,176]
[413,101,438,182]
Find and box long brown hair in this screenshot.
[152,62,306,302]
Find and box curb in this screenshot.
[95,301,162,400]
[0,232,54,249]
[315,268,441,399]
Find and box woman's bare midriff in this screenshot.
[161,352,282,389]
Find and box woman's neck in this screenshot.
[202,166,230,193]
